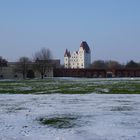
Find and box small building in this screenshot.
[0,62,22,79]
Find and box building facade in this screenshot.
[64,41,91,69]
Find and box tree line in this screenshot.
[0,47,140,79]
[0,48,52,79]
[90,60,140,69]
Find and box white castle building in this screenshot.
[64,41,91,69]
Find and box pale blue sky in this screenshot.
[0,0,140,64]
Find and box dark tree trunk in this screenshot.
[41,73,44,79]
[23,73,26,79]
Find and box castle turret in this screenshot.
[64,49,71,68]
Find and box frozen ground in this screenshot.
[0,93,140,140]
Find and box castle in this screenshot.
[64,41,91,69]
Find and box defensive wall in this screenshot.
[53,68,140,78]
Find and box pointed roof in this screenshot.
[64,49,71,57]
[80,41,90,53]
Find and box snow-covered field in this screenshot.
[0,93,140,140]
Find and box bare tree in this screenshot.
[34,48,52,79]
[15,57,31,79]
[125,60,140,69]
[91,60,123,70]
[105,60,123,70]
[90,60,107,69]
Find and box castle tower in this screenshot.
[64,41,91,69]
[78,41,91,68]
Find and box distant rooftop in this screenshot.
[80,41,90,53]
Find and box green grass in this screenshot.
[0,78,140,94]
[38,115,78,129]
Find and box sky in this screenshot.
[0,0,140,64]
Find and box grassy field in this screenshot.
[0,78,140,94]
